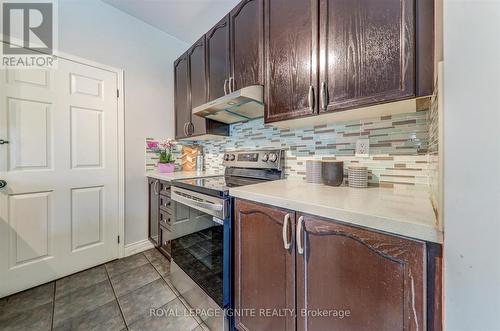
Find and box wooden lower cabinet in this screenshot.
[148,178,172,258]
[234,199,441,331]
[296,213,425,331]
[234,199,296,331]
[148,178,160,246]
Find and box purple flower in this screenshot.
[147,141,159,149]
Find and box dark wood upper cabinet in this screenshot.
[264,0,319,123]
[319,0,416,113]
[174,0,434,130]
[188,36,207,136]
[234,199,296,331]
[416,0,435,97]
[230,0,265,90]
[174,40,229,140]
[296,213,425,331]
[206,15,230,101]
[174,52,190,140]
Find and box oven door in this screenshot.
[170,186,230,308]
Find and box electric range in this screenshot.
[168,149,284,328]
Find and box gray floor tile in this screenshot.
[192,323,210,331]
[53,279,115,328]
[162,276,180,297]
[111,263,160,297]
[0,301,52,331]
[178,295,202,325]
[53,300,125,331]
[0,282,54,321]
[143,248,164,262]
[118,278,176,326]
[55,266,108,299]
[128,298,198,331]
[105,253,149,278]
[149,254,170,277]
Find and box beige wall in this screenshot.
[58,0,188,244]
[443,0,500,329]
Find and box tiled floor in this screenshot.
[0,249,209,331]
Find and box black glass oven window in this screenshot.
[171,225,223,307]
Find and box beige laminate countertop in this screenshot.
[229,179,442,243]
[145,170,222,182]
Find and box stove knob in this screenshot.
[224,154,230,161]
[268,152,278,163]
[230,154,236,161]
[262,153,269,162]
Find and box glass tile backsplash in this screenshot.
[147,109,432,189]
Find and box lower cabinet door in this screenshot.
[296,213,426,331]
[234,199,296,331]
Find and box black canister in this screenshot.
[321,161,344,186]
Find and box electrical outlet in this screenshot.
[356,139,370,157]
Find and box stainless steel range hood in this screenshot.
[192,85,263,124]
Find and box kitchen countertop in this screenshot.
[145,170,222,182]
[229,179,442,243]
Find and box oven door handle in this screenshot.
[171,189,225,218]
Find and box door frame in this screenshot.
[0,42,126,259]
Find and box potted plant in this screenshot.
[150,139,176,173]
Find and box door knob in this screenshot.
[0,139,9,145]
[0,180,7,188]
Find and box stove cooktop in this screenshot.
[171,175,268,197]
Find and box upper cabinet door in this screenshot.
[174,53,190,139]
[230,0,265,90]
[296,213,425,331]
[206,15,230,101]
[319,0,415,113]
[264,0,319,123]
[188,36,207,136]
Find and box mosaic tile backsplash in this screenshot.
[147,109,432,189]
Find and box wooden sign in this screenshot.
[180,145,202,171]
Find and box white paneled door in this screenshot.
[0,57,121,298]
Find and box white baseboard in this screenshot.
[124,239,155,257]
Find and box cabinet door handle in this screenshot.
[224,79,229,95]
[308,85,315,113]
[229,77,235,93]
[282,213,291,250]
[187,122,194,136]
[0,139,9,145]
[296,216,305,255]
[184,123,189,136]
[153,180,159,195]
[320,81,328,111]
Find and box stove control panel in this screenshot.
[223,149,284,170]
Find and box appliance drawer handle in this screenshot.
[296,216,305,255]
[171,189,223,212]
[282,213,291,250]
